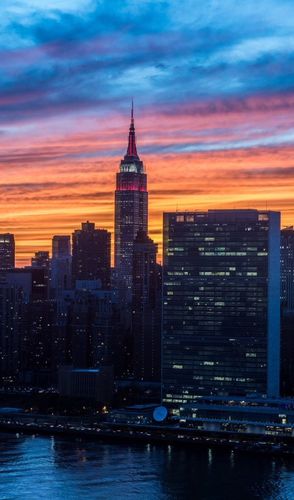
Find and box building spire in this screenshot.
[131,98,134,122]
[126,100,139,158]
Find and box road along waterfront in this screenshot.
[0,411,293,456]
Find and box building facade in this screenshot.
[52,235,71,259]
[58,281,113,369]
[132,231,162,381]
[162,210,280,404]
[280,227,294,396]
[281,227,294,311]
[72,222,111,289]
[114,105,148,301]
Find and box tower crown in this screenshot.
[120,102,144,174]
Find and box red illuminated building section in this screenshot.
[116,176,147,192]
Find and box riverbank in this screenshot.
[0,413,292,456]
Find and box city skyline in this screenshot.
[1,3,294,497]
[0,0,293,266]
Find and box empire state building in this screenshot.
[114,105,148,300]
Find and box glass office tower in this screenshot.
[162,210,280,403]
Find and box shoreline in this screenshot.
[0,416,293,457]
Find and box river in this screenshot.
[1,432,294,499]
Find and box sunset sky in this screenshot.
[0,0,294,265]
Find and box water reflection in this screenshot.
[1,433,294,499]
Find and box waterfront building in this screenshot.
[0,233,15,270]
[132,231,162,381]
[58,365,113,403]
[114,105,148,302]
[162,210,281,403]
[72,222,111,289]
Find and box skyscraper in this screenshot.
[0,233,15,270]
[132,231,162,381]
[114,104,148,301]
[162,210,281,403]
[72,222,111,289]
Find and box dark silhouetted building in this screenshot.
[0,267,55,384]
[58,366,113,403]
[58,281,113,369]
[0,264,57,386]
[281,227,294,310]
[23,299,57,385]
[114,105,148,302]
[162,210,280,404]
[0,279,27,379]
[0,233,15,270]
[280,227,294,396]
[31,250,50,269]
[72,222,110,289]
[31,251,50,297]
[132,231,161,381]
[4,267,47,301]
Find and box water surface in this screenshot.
[1,432,294,499]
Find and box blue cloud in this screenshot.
[0,0,293,151]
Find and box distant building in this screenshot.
[58,366,113,403]
[4,267,47,301]
[162,210,281,403]
[52,235,71,258]
[132,231,161,381]
[72,222,111,289]
[51,236,72,297]
[114,105,148,303]
[31,250,50,269]
[0,233,15,270]
[31,251,50,297]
